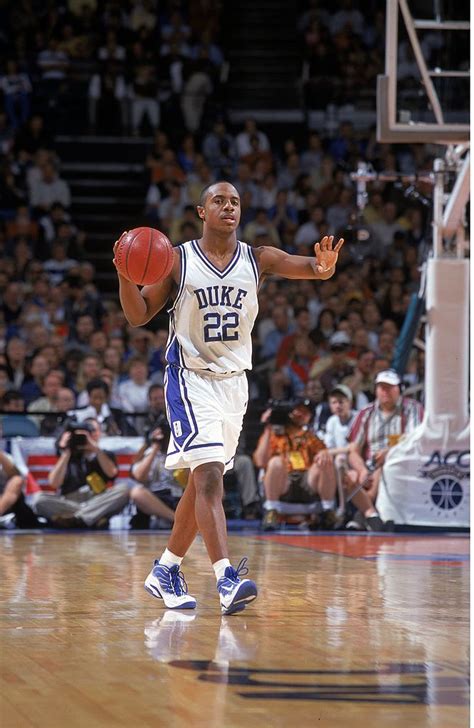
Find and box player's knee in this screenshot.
[194,463,223,500]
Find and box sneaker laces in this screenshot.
[160,564,189,596]
[225,557,249,584]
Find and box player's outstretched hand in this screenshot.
[314,235,344,274]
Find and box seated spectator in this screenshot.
[3,284,25,328]
[29,160,71,214]
[38,202,73,252]
[0,59,32,130]
[118,356,150,433]
[271,333,317,400]
[295,206,327,248]
[20,352,50,404]
[67,314,95,355]
[75,353,102,405]
[236,119,270,158]
[309,331,355,395]
[14,114,53,159]
[5,205,39,245]
[254,400,337,531]
[342,348,376,409]
[5,337,27,388]
[129,425,181,529]
[345,369,424,530]
[243,208,280,247]
[0,450,40,529]
[27,370,63,427]
[30,417,125,528]
[275,307,313,369]
[43,241,78,286]
[130,381,158,429]
[202,118,236,177]
[259,305,294,362]
[0,365,11,400]
[39,386,76,437]
[305,377,332,438]
[1,389,39,437]
[70,378,125,435]
[322,384,357,518]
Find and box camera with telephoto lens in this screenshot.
[145,413,170,446]
[65,420,95,452]
[268,400,295,427]
[267,398,314,434]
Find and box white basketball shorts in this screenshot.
[164,366,248,473]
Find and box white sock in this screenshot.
[264,500,280,511]
[159,548,183,568]
[321,500,335,511]
[213,558,231,581]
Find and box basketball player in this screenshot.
[114,181,343,615]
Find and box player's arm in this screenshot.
[114,242,180,326]
[255,235,344,280]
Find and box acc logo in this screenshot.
[173,421,182,438]
[418,450,470,515]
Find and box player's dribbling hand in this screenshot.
[314,235,344,274]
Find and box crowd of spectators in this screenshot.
[0,0,431,531]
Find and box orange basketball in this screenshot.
[115,227,174,285]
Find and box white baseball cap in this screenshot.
[330,384,353,402]
[329,331,351,347]
[375,369,401,386]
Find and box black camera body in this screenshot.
[145,413,171,446]
[66,420,95,451]
[268,400,295,427]
[267,398,314,429]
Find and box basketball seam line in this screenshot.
[140,228,154,285]
[125,234,132,280]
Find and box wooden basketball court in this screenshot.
[0,530,469,727]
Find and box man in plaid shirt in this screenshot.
[346,369,424,528]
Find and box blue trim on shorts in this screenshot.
[179,367,199,449]
[165,365,194,449]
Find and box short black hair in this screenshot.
[148,383,164,396]
[2,390,24,406]
[199,183,214,206]
[86,378,110,396]
[198,181,239,207]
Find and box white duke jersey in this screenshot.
[165,239,259,375]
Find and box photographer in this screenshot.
[31,417,129,528]
[253,400,337,531]
[129,424,179,529]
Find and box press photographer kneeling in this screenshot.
[253,400,337,531]
[32,418,129,528]
[32,418,176,529]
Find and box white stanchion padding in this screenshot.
[378,258,470,527]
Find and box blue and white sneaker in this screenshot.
[217,558,258,615]
[144,561,197,609]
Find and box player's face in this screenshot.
[198,184,241,233]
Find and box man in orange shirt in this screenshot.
[253,400,337,531]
